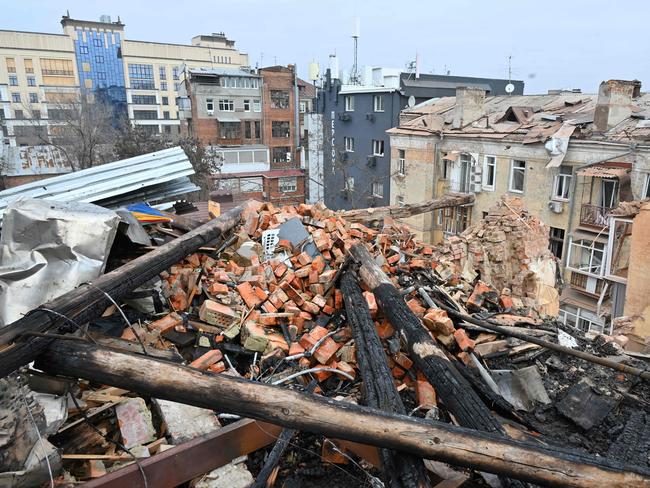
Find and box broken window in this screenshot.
[272,146,291,163]
[219,122,241,139]
[278,176,297,193]
[372,182,384,197]
[644,174,650,199]
[549,227,565,259]
[218,99,234,111]
[509,159,526,193]
[374,95,384,112]
[270,90,290,109]
[345,177,355,191]
[607,218,632,280]
[240,177,263,193]
[483,155,496,190]
[600,179,619,209]
[272,121,290,138]
[398,149,405,176]
[397,195,405,206]
[559,306,607,334]
[344,95,354,112]
[553,165,572,200]
[372,139,384,156]
[344,136,355,152]
[567,239,605,276]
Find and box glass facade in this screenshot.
[73,28,127,119]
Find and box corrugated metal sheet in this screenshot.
[0,147,198,226]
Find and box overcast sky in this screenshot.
[4,0,649,94]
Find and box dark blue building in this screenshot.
[317,69,524,210]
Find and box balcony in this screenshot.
[569,271,607,297]
[579,203,610,228]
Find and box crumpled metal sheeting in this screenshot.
[0,199,119,327]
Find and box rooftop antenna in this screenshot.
[349,17,360,84]
[505,55,515,94]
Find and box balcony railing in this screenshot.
[579,203,610,228]
[569,271,607,296]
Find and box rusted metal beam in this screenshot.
[82,419,282,488]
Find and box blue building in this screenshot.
[318,67,524,210]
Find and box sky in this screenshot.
[3,0,649,94]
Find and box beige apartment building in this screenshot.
[0,14,249,149]
[388,80,650,334]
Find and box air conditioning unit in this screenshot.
[207,110,214,116]
[286,152,292,162]
[548,200,564,214]
[366,155,377,167]
[366,113,375,122]
[338,113,351,122]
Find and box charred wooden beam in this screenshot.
[338,194,474,223]
[36,341,650,488]
[348,243,505,435]
[0,204,246,378]
[340,271,430,488]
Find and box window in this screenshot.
[159,66,167,80]
[559,306,607,334]
[553,165,572,200]
[161,81,168,91]
[509,159,526,193]
[93,37,103,47]
[220,121,241,139]
[270,90,290,109]
[133,110,158,120]
[163,111,170,120]
[372,182,384,198]
[253,99,261,112]
[97,72,106,81]
[40,58,74,76]
[300,101,307,113]
[26,76,36,87]
[483,155,496,190]
[29,93,38,104]
[132,95,157,105]
[9,75,18,86]
[206,98,214,112]
[14,109,24,119]
[372,139,384,156]
[243,99,251,112]
[279,176,297,193]
[162,96,169,105]
[0,109,5,120]
[24,59,34,74]
[95,55,104,63]
[11,93,21,103]
[644,174,650,199]
[345,177,355,191]
[172,67,180,80]
[244,121,252,139]
[79,46,89,54]
[32,109,41,119]
[240,177,263,193]
[398,149,405,176]
[344,136,355,152]
[272,121,290,138]
[344,95,354,111]
[397,195,405,206]
[567,239,606,276]
[374,95,384,112]
[272,147,291,163]
[441,159,451,180]
[128,64,155,90]
[549,227,565,259]
[218,99,235,111]
[254,121,261,139]
[164,125,171,134]
[6,58,16,73]
[173,82,180,92]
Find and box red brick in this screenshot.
[207,361,227,374]
[148,312,182,335]
[208,282,229,295]
[297,252,312,266]
[376,320,395,339]
[237,282,262,309]
[199,300,237,327]
[312,337,340,364]
[393,352,413,371]
[454,329,476,352]
[190,349,224,370]
[406,298,426,316]
[422,309,455,336]
[363,292,378,318]
[415,373,437,409]
[289,342,305,356]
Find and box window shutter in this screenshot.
[470,153,482,193]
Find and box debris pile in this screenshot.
[1,195,650,488]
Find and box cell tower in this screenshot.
[349,17,361,84]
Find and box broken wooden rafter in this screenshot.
[0,204,246,379]
[338,194,474,223]
[36,340,650,487]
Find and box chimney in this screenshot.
[593,80,638,132]
[453,87,486,129]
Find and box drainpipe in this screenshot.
[293,65,300,166]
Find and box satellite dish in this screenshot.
[505,83,515,94]
[407,95,416,107]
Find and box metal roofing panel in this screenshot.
[0,147,196,225]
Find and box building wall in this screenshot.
[260,67,297,170]
[623,202,650,338]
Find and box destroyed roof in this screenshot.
[388,91,650,143]
[0,147,198,226]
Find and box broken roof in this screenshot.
[388,91,650,143]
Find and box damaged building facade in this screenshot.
[388,79,650,335]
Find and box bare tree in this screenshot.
[0,150,7,190]
[25,92,116,171]
[113,122,168,160]
[178,137,223,200]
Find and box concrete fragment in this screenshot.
[115,397,156,448]
[153,399,221,445]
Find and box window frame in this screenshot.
[566,238,606,277]
[397,149,406,176]
[372,139,384,157]
[206,98,214,112]
[28,92,38,104]
[253,99,261,112]
[509,159,526,193]
[371,182,384,198]
[549,226,565,259]
[643,174,650,199]
[553,165,573,201]
[243,99,251,112]
[278,176,298,193]
[397,195,405,206]
[483,155,496,191]
[9,75,18,86]
[218,99,235,112]
[344,136,355,152]
[11,93,21,103]
[344,95,354,112]
[373,95,384,112]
